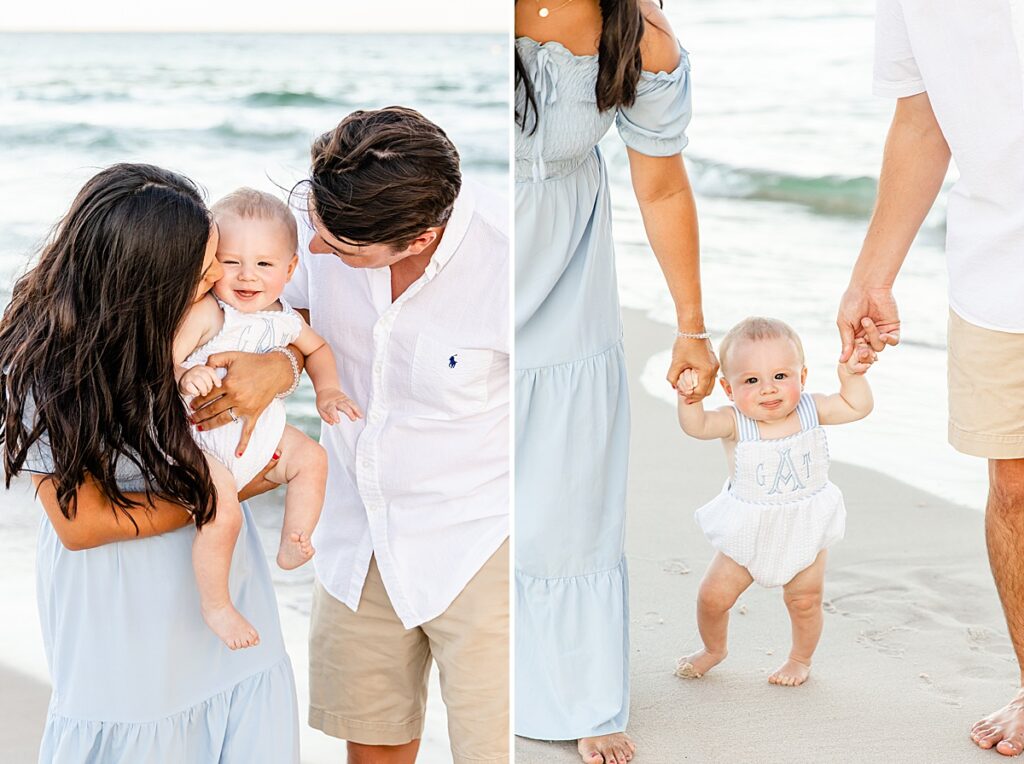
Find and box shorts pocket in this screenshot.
[411,334,493,417]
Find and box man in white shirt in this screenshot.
[283,107,509,764]
[839,1,1024,755]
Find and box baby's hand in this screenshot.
[316,388,363,424]
[179,365,221,397]
[843,339,877,375]
[676,368,700,400]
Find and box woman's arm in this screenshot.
[34,453,283,551]
[628,149,718,398]
[190,344,305,455]
[32,474,192,551]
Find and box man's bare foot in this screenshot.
[768,657,811,687]
[277,531,315,570]
[971,690,1024,756]
[674,648,727,679]
[577,733,635,764]
[202,603,260,650]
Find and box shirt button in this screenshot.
[370,410,383,423]
[362,461,370,469]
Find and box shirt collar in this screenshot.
[424,180,476,279]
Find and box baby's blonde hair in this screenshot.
[211,187,298,253]
[718,317,805,376]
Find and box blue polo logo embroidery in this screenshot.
[449,354,458,368]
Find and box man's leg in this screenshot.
[948,311,1024,756]
[422,541,509,764]
[308,560,430,762]
[972,459,1024,756]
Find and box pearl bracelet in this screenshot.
[270,346,300,399]
[675,330,711,340]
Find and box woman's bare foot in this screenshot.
[202,603,260,650]
[277,531,315,570]
[577,733,635,764]
[971,689,1024,756]
[768,657,811,687]
[674,648,727,679]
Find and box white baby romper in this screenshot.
[695,393,846,587]
[183,298,303,485]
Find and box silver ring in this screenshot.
[228,408,239,423]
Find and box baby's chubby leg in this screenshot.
[264,425,328,570]
[193,455,259,650]
[770,550,827,687]
[676,552,753,679]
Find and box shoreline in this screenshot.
[516,307,1013,763]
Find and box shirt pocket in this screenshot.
[411,334,493,417]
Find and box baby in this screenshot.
[674,317,875,687]
[173,188,361,650]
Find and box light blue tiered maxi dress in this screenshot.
[514,37,693,740]
[25,436,299,762]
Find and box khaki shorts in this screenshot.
[308,541,509,764]
[948,309,1024,458]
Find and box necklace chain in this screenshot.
[534,0,577,18]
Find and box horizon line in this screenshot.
[0,28,506,35]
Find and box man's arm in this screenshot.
[838,92,950,360]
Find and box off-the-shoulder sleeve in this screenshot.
[19,394,54,474]
[615,47,692,156]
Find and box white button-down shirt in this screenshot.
[874,0,1024,332]
[284,180,509,627]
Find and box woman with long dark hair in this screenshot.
[515,2,717,761]
[0,164,299,761]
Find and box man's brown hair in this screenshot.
[301,106,461,249]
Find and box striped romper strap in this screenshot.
[795,392,819,430]
[733,407,761,441]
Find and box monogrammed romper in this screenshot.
[695,393,846,587]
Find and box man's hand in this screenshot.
[837,285,901,363]
[668,336,719,404]
[191,350,293,455]
[316,388,363,425]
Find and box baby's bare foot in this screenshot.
[971,689,1024,756]
[577,732,635,764]
[277,531,315,570]
[674,648,727,679]
[768,657,811,687]
[202,604,259,650]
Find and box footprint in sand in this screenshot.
[636,611,665,630]
[662,559,692,576]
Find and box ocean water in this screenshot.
[0,32,508,762]
[599,1,987,510]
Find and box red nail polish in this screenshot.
[196,425,204,432]
[236,451,242,457]
[272,453,280,461]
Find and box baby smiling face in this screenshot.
[211,214,298,313]
[720,334,807,423]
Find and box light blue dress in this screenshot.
[514,37,692,740]
[25,433,299,762]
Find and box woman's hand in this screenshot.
[191,350,294,456]
[668,336,719,404]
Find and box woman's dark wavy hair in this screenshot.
[516,0,662,133]
[0,163,218,530]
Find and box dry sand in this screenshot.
[516,309,1016,763]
